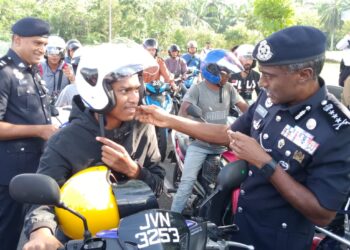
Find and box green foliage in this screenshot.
[0,0,346,52]
[254,0,295,36]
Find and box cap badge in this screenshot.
[256,40,273,61]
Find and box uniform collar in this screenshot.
[6,49,31,71]
[281,77,327,117]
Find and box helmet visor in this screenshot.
[46,47,62,56]
[216,52,243,74]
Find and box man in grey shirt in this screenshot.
[171,49,248,213]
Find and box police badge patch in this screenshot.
[256,40,273,61]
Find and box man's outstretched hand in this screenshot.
[135,105,170,128]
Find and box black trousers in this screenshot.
[0,185,25,250]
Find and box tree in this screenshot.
[253,0,295,36]
[318,0,350,50]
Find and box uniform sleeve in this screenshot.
[0,69,11,120]
[137,125,165,197]
[306,126,350,211]
[182,83,199,105]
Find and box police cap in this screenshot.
[11,17,50,37]
[253,25,326,66]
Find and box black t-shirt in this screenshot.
[230,70,260,101]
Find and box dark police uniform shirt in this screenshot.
[0,49,51,185]
[230,78,350,250]
[230,70,261,101]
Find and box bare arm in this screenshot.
[236,101,249,113]
[0,121,58,141]
[228,130,336,226]
[136,105,230,146]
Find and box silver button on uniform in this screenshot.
[276,116,282,122]
[238,207,243,213]
[240,190,245,196]
[263,133,269,139]
[20,147,25,151]
[248,170,253,176]
[285,150,291,157]
[282,223,287,229]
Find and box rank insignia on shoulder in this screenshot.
[321,100,350,132]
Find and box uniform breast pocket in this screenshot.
[17,85,41,111]
[273,137,311,180]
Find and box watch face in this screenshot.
[260,160,277,179]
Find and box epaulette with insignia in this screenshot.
[0,56,12,70]
[320,98,350,132]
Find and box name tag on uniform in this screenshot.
[281,125,319,155]
[256,104,268,118]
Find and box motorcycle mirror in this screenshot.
[216,160,248,191]
[9,173,93,240]
[187,104,204,120]
[9,173,61,206]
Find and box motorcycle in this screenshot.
[9,163,254,250]
[170,104,243,225]
[143,80,174,161]
[183,66,200,89]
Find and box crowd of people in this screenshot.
[0,16,349,250]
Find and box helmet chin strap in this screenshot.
[98,113,105,137]
[219,85,223,103]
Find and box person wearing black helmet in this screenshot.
[23,42,165,250]
[142,38,177,90]
[0,17,58,250]
[165,44,187,80]
[165,44,188,96]
[64,39,82,75]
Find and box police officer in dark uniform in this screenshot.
[0,17,58,249]
[136,25,350,250]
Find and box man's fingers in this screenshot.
[96,137,125,153]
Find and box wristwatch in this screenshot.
[260,159,278,179]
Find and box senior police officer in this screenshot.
[0,17,58,249]
[136,25,350,249]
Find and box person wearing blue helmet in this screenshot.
[137,26,350,249]
[171,49,248,213]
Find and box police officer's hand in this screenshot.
[135,105,171,128]
[228,130,272,168]
[38,124,59,140]
[62,64,75,82]
[23,228,63,250]
[96,137,140,178]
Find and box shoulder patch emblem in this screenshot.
[321,100,350,131]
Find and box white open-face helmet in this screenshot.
[235,44,254,59]
[46,35,66,58]
[75,40,158,113]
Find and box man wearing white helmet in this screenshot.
[230,44,261,104]
[22,42,165,249]
[39,35,75,103]
[182,40,201,71]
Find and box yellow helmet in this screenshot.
[55,166,119,239]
